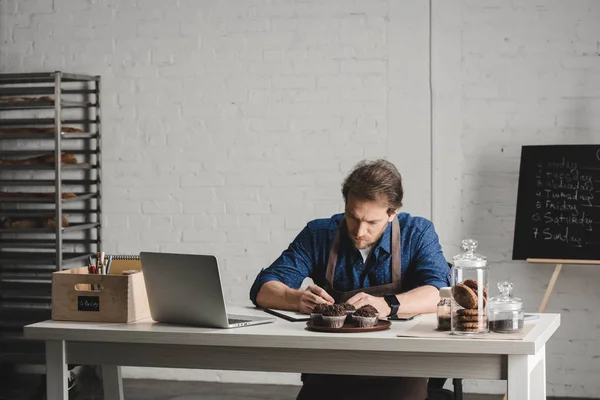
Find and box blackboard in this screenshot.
[512,145,600,261]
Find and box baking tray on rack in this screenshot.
[0,209,96,218]
[0,179,99,186]
[0,193,97,203]
[0,238,96,249]
[0,149,97,156]
[0,163,94,170]
[0,100,93,110]
[0,222,99,234]
[0,72,99,84]
[0,87,96,96]
[0,251,94,265]
[0,132,96,140]
[0,118,96,126]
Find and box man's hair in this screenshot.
[341,159,403,214]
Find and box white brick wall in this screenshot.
[433,0,600,397]
[1,0,599,396]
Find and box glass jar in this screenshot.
[450,239,489,335]
[488,281,524,333]
[437,287,452,331]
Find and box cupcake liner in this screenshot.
[322,315,346,328]
[353,315,378,328]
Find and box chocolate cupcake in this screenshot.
[310,303,329,325]
[353,305,379,328]
[339,303,356,313]
[339,303,356,322]
[321,304,346,328]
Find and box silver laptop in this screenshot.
[140,252,275,329]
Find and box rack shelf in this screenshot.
[0,251,94,265]
[0,238,95,249]
[0,149,98,156]
[0,209,98,217]
[0,163,95,171]
[0,179,99,186]
[0,132,97,140]
[0,100,93,110]
[0,71,102,366]
[0,72,99,84]
[0,192,97,204]
[0,118,97,126]
[0,222,100,234]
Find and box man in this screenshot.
[249,159,451,400]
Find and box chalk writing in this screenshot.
[513,145,600,260]
[77,296,100,312]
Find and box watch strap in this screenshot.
[384,294,400,317]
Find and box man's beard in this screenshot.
[350,223,388,250]
[353,238,372,249]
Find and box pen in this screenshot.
[90,265,97,290]
[106,255,113,275]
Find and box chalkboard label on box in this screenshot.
[512,145,600,261]
[77,296,100,312]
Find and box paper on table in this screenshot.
[397,320,534,340]
[264,308,310,322]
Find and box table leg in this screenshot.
[45,340,68,400]
[530,345,546,399]
[508,345,546,399]
[507,354,531,399]
[102,365,124,400]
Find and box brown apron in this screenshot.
[297,217,428,400]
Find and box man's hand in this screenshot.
[298,284,335,314]
[346,292,391,317]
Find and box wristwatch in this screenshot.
[384,294,400,317]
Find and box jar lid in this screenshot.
[488,281,523,312]
[439,287,452,298]
[452,239,487,268]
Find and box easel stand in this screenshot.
[500,258,599,400]
[527,258,600,312]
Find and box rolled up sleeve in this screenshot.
[410,222,451,290]
[249,225,315,306]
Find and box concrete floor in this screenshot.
[0,369,502,400]
[0,368,590,400]
[83,379,501,400]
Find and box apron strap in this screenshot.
[325,218,343,285]
[390,216,401,282]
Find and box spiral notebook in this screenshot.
[106,254,141,275]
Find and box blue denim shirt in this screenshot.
[249,212,450,305]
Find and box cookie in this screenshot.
[452,283,478,309]
[456,315,486,323]
[456,308,486,316]
[455,326,481,332]
[462,279,488,299]
[455,321,483,329]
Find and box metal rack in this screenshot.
[0,72,102,365]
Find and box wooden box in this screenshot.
[52,266,150,323]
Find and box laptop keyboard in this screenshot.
[228,318,251,325]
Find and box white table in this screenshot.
[24,307,560,400]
